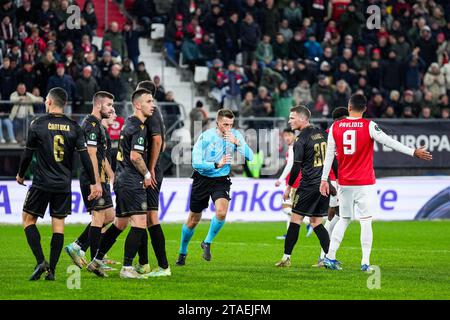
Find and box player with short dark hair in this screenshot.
[87,89,156,279]
[64,91,115,269]
[320,94,432,271]
[132,80,171,277]
[16,87,99,281]
[275,105,336,267]
[175,108,254,266]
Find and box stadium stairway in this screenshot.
[77,0,126,37]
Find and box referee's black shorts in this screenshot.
[292,185,329,217]
[23,186,71,219]
[146,163,163,212]
[80,182,113,213]
[189,171,232,213]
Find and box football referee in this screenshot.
[176,109,254,266]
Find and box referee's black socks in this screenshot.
[313,224,330,254]
[24,224,45,265]
[124,227,146,266]
[149,224,169,269]
[284,222,300,255]
[50,233,64,274]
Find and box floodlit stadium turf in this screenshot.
[1,221,449,300]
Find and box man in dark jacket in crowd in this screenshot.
[240,12,261,66]
[75,65,99,114]
[100,63,127,102]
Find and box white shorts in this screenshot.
[329,180,339,208]
[338,185,377,220]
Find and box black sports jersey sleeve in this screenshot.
[131,125,147,154]
[298,126,328,188]
[84,120,101,147]
[289,135,305,186]
[75,124,87,151]
[25,120,39,150]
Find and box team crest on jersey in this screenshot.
[91,122,96,127]
[89,133,97,140]
[374,125,381,131]
[137,137,145,145]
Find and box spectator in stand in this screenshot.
[82,1,98,36]
[199,33,217,66]
[121,58,137,97]
[419,106,434,119]
[16,0,38,29]
[421,91,439,117]
[312,94,330,118]
[279,19,293,43]
[132,0,154,31]
[437,94,449,116]
[388,90,403,117]
[273,81,293,118]
[47,63,76,112]
[334,61,355,87]
[436,32,449,66]
[207,58,225,105]
[9,83,43,142]
[382,105,396,118]
[164,13,185,62]
[288,31,304,61]
[186,17,204,45]
[31,87,45,114]
[24,27,46,54]
[75,65,99,114]
[293,80,312,107]
[0,97,16,143]
[261,0,280,39]
[332,80,351,113]
[223,62,245,114]
[254,86,273,118]
[17,61,37,92]
[241,91,256,117]
[240,12,261,66]
[243,59,262,96]
[312,74,333,106]
[353,76,372,101]
[38,1,56,29]
[260,66,283,92]
[367,90,388,118]
[101,63,127,103]
[123,20,146,70]
[304,34,323,61]
[441,107,450,119]
[227,12,241,63]
[0,57,18,103]
[283,59,298,89]
[339,3,365,42]
[404,48,426,92]
[283,1,302,30]
[189,100,209,141]
[98,51,113,79]
[424,62,446,103]
[83,51,100,79]
[381,49,403,93]
[181,32,204,73]
[417,25,438,68]
[103,22,127,59]
[135,61,151,83]
[402,90,420,117]
[162,90,182,129]
[0,15,17,52]
[153,75,166,102]
[255,34,273,67]
[273,33,289,61]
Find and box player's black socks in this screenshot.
[149,224,168,269]
[284,222,300,255]
[138,230,149,265]
[313,224,330,254]
[49,233,64,274]
[96,224,122,260]
[124,227,146,267]
[88,226,102,261]
[76,223,91,252]
[24,224,45,264]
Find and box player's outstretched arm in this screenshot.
[369,121,432,160]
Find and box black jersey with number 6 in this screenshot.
[80,114,108,185]
[115,116,148,189]
[293,125,328,188]
[25,113,87,193]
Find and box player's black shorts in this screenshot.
[80,183,113,213]
[146,164,163,211]
[23,186,71,219]
[115,187,147,217]
[189,171,232,213]
[292,186,329,217]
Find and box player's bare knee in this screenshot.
[104,208,115,224]
[187,212,201,228]
[290,213,303,225]
[216,210,227,220]
[114,217,129,230]
[309,217,322,228]
[22,212,37,228]
[147,211,159,226]
[91,210,104,227]
[51,217,65,233]
[130,214,147,228]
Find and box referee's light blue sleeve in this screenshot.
[235,130,254,161]
[192,132,215,171]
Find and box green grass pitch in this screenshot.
[1,221,449,300]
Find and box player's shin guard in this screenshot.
[314,224,330,255]
[284,222,300,255]
[204,216,225,244]
[360,217,373,266]
[88,226,102,261]
[179,224,195,255]
[95,224,122,261]
[138,230,149,265]
[123,227,146,267]
[76,223,91,252]
[327,217,351,260]
[24,224,45,264]
[49,233,64,274]
[149,224,168,269]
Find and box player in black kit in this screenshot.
[133,80,171,277]
[87,88,155,279]
[275,105,336,267]
[16,87,99,281]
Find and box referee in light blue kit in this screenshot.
[176,108,254,266]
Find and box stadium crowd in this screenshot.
[152,0,450,120]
